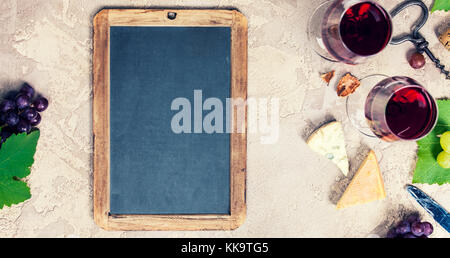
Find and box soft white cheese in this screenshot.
[307,121,349,176]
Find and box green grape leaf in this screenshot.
[0,130,40,178]
[0,177,31,208]
[0,130,40,208]
[431,0,450,12]
[413,100,450,185]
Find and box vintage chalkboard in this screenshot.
[93,9,247,230]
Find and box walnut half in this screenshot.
[336,73,361,97]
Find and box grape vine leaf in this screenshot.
[0,180,31,208]
[431,0,450,12]
[0,130,40,209]
[413,100,450,185]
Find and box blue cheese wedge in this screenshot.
[307,121,349,176]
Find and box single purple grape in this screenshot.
[403,233,417,238]
[408,52,426,69]
[395,221,411,235]
[411,221,425,236]
[21,107,37,121]
[30,112,41,126]
[422,222,433,236]
[20,83,35,99]
[0,129,12,143]
[33,97,48,112]
[0,99,15,113]
[16,119,31,133]
[5,111,19,126]
[15,94,31,110]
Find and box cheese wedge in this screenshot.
[336,150,386,209]
[307,121,349,176]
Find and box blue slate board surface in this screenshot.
[109,26,231,215]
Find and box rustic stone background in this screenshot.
[0,0,449,237]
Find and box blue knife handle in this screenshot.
[406,185,450,233]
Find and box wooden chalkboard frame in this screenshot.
[93,9,247,231]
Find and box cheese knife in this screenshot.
[406,185,450,233]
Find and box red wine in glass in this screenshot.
[365,77,438,141]
[385,87,437,139]
[339,2,392,56]
[307,0,393,64]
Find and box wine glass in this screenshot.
[347,76,438,142]
[307,0,393,64]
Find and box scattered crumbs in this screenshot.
[320,70,335,85]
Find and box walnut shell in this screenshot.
[320,70,335,84]
[336,73,361,97]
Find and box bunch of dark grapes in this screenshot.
[386,214,434,238]
[0,83,48,145]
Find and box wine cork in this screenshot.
[439,27,450,51]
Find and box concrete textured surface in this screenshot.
[0,0,449,238]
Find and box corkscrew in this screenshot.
[389,0,450,80]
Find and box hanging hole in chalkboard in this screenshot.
[167,12,177,20]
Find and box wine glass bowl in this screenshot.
[346,74,389,137]
[347,76,438,142]
[307,0,393,64]
[364,76,438,142]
